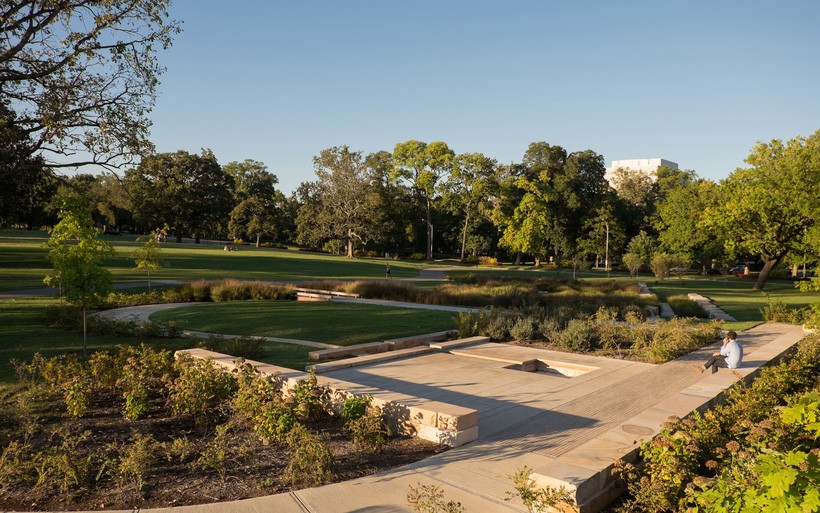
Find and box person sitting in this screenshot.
[695,331,743,373]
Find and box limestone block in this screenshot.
[417,424,478,447]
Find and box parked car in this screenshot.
[729,264,746,275]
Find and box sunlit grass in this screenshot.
[150,301,457,346]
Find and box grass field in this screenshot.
[0,230,430,291]
[150,301,457,346]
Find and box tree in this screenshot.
[126,150,235,243]
[655,179,726,273]
[133,232,165,292]
[393,140,454,259]
[44,200,115,355]
[0,0,180,170]
[444,152,497,260]
[296,146,378,257]
[224,160,283,247]
[0,102,56,228]
[626,230,657,268]
[704,131,820,290]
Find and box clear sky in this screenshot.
[148,0,820,194]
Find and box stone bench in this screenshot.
[175,347,478,447]
[308,346,435,373]
[293,287,360,298]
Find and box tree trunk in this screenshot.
[753,258,779,291]
[82,307,87,358]
[194,233,201,244]
[347,229,354,258]
[255,234,261,248]
[534,257,540,267]
[514,252,522,265]
[460,211,471,261]
[175,233,182,243]
[425,196,433,260]
[147,270,152,293]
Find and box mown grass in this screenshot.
[648,276,819,322]
[0,230,427,291]
[150,301,457,346]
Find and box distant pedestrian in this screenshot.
[695,331,743,373]
[385,263,392,279]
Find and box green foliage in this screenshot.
[406,482,465,513]
[644,318,722,363]
[627,231,657,266]
[284,423,334,487]
[132,231,166,291]
[686,392,820,512]
[195,421,256,483]
[347,404,391,453]
[63,377,91,418]
[667,295,709,318]
[33,430,93,494]
[559,319,595,352]
[341,394,373,423]
[650,252,688,280]
[617,334,820,512]
[290,370,328,421]
[168,355,238,426]
[116,432,161,491]
[118,345,174,420]
[509,316,535,340]
[507,466,578,513]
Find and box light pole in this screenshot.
[604,221,610,277]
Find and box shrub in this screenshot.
[348,404,391,453]
[290,370,327,421]
[199,335,265,360]
[32,430,93,495]
[645,318,722,363]
[341,395,372,423]
[537,318,563,343]
[195,421,255,483]
[622,252,643,277]
[117,345,174,420]
[169,355,238,426]
[486,314,511,340]
[478,256,499,266]
[63,377,91,418]
[252,401,297,444]
[667,295,709,318]
[509,317,535,341]
[507,466,578,513]
[116,432,160,491]
[284,424,334,487]
[558,319,595,352]
[409,252,427,260]
[407,483,465,513]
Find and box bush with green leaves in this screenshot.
[195,421,256,483]
[117,345,174,420]
[507,466,578,513]
[290,370,328,421]
[341,394,372,423]
[666,295,708,318]
[616,334,820,513]
[406,483,465,513]
[348,404,391,453]
[284,423,334,487]
[509,317,535,340]
[558,319,596,352]
[168,354,238,426]
[116,432,161,492]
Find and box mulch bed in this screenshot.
[0,390,445,511]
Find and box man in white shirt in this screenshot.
[696,331,743,373]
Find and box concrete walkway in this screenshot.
[79,322,806,513]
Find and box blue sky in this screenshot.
[149,1,820,194]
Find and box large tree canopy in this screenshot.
[392,140,454,259]
[706,130,820,290]
[0,0,180,169]
[126,150,234,243]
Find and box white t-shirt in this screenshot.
[720,339,743,368]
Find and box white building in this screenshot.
[604,158,678,184]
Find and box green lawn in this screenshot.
[646,276,819,323]
[0,230,428,291]
[150,301,457,346]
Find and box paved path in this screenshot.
[0,280,180,300]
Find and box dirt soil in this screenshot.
[0,390,446,511]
